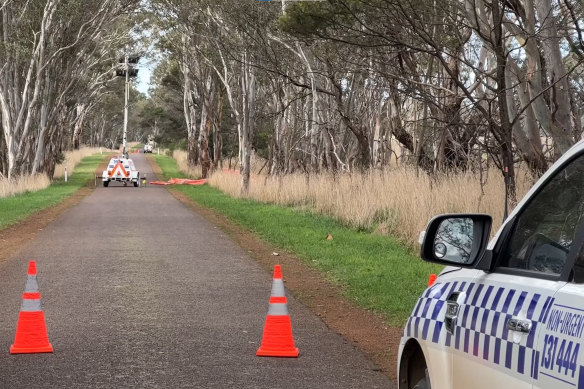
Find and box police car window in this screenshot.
[499,155,584,276]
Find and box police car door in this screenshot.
[539,282,584,389]
[528,152,584,389]
[452,152,584,388]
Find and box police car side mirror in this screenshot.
[421,214,492,267]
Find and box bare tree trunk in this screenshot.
[212,93,223,170]
[492,0,517,206]
[32,74,53,174]
[270,87,285,175]
[535,0,576,154]
[506,61,547,175]
[239,52,256,193]
[296,43,320,172]
[72,103,86,149]
[182,38,199,167]
[199,73,216,178]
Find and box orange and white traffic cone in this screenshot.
[10,261,53,354]
[256,265,299,358]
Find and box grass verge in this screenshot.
[152,154,190,180]
[0,154,106,230]
[152,154,442,325]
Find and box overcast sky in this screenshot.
[136,61,153,96]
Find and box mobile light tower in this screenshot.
[116,53,140,158]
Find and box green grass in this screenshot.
[0,154,106,230]
[153,155,442,325]
[151,155,190,180]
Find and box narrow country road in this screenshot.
[0,153,394,388]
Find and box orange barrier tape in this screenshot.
[149,178,208,186]
[149,181,171,186]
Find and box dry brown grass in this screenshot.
[54,147,107,178]
[207,166,535,247]
[171,150,536,247]
[172,150,267,178]
[223,153,269,175]
[173,150,203,178]
[0,147,108,198]
[0,174,51,198]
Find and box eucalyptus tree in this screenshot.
[144,0,583,206]
[278,0,476,172]
[145,58,188,147]
[150,2,220,178]
[152,0,280,190]
[280,0,584,204]
[0,0,139,179]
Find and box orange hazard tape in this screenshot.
[149,178,208,186]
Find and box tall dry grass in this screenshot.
[54,147,107,178]
[207,166,535,248]
[172,150,267,178]
[0,174,51,198]
[0,147,107,199]
[173,150,203,178]
[171,150,535,247]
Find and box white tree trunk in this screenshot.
[534,0,575,153]
[239,52,256,193]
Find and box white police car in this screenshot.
[399,139,584,389]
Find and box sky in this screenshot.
[133,26,160,97]
[136,65,152,96]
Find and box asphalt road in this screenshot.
[0,153,394,388]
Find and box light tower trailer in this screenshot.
[101,156,140,187]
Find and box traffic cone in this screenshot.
[256,265,299,358]
[428,273,437,287]
[10,261,53,354]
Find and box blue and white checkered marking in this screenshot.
[405,281,555,379]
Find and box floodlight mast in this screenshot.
[117,52,139,158]
[122,53,129,158]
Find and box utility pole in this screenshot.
[116,53,140,158]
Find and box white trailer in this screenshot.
[101,156,140,187]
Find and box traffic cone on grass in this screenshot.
[256,265,299,358]
[10,261,53,354]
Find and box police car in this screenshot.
[101,156,140,187]
[399,139,584,389]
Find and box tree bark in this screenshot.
[492,0,517,206]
